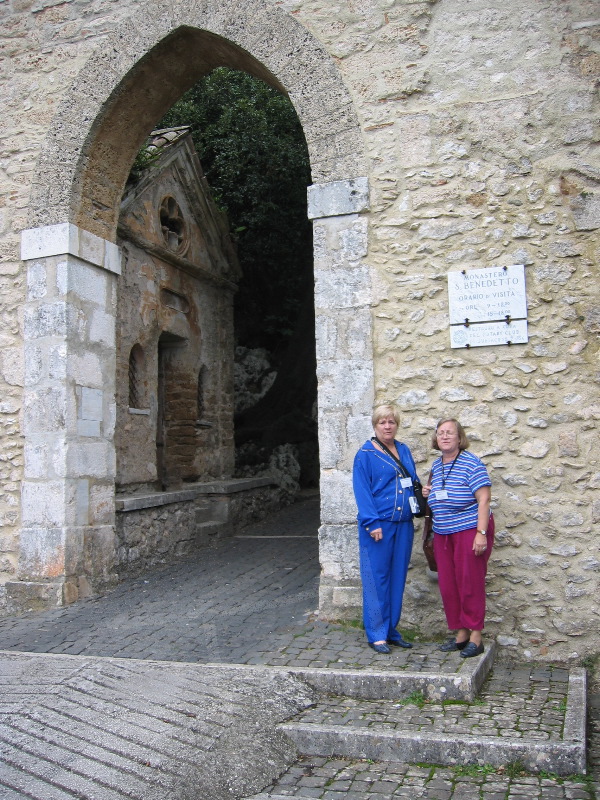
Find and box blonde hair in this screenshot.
[431,418,470,451]
[372,404,400,428]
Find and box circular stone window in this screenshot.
[159,196,189,255]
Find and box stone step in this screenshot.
[282,640,494,702]
[279,664,587,777]
[261,626,496,702]
[195,519,228,544]
[197,520,226,535]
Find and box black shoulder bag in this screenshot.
[372,437,427,518]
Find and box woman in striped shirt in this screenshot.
[422,418,494,658]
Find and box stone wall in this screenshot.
[0,0,598,659]
[300,0,600,661]
[114,478,278,572]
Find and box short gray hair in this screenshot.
[372,404,400,428]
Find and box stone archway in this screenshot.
[17,0,372,614]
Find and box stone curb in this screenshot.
[245,795,292,800]
[283,640,494,702]
[564,667,587,746]
[176,642,494,702]
[279,723,585,776]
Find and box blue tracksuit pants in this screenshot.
[358,519,414,643]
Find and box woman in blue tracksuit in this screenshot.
[352,404,420,654]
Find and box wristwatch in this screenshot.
[477,529,487,536]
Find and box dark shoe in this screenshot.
[460,642,484,658]
[368,642,391,654]
[439,638,469,652]
[388,637,413,649]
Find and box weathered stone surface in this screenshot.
[0,0,596,661]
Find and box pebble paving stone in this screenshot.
[0,495,597,799]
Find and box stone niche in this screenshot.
[114,128,270,569]
[116,127,240,493]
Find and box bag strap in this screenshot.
[372,437,411,480]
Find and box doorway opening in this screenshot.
[157,67,319,496]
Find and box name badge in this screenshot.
[400,477,412,488]
[435,490,449,500]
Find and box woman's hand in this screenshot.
[473,485,491,557]
[422,483,432,498]
[473,532,487,556]
[370,528,383,542]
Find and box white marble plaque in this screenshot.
[450,319,528,349]
[448,265,527,324]
[80,387,103,421]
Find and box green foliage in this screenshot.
[452,763,496,778]
[500,760,527,778]
[398,627,419,642]
[580,652,600,674]
[158,67,312,351]
[399,690,428,708]
[129,147,161,182]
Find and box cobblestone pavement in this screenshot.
[0,494,597,800]
[289,666,570,742]
[0,495,323,664]
[252,756,595,800]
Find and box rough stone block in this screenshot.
[89,484,116,525]
[307,177,369,220]
[24,440,51,480]
[89,309,116,347]
[313,215,368,268]
[56,258,113,304]
[23,387,69,434]
[23,302,69,339]
[571,192,600,230]
[320,470,356,524]
[27,261,47,301]
[21,223,121,274]
[21,483,70,527]
[317,359,374,410]
[67,442,115,479]
[317,413,345,470]
[314,266,372,310]
[0,347,24,387]
[18,526,67,578]
[319,523,359,579]
[4,580,64,613]
[21,223,74,261]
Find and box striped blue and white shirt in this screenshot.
[427,450,491,535]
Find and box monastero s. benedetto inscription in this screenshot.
[447,264,528,348]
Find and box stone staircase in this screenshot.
[244,639,588,799]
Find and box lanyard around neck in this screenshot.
[440,453,460,488]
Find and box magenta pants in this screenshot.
[433,515,495,632]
